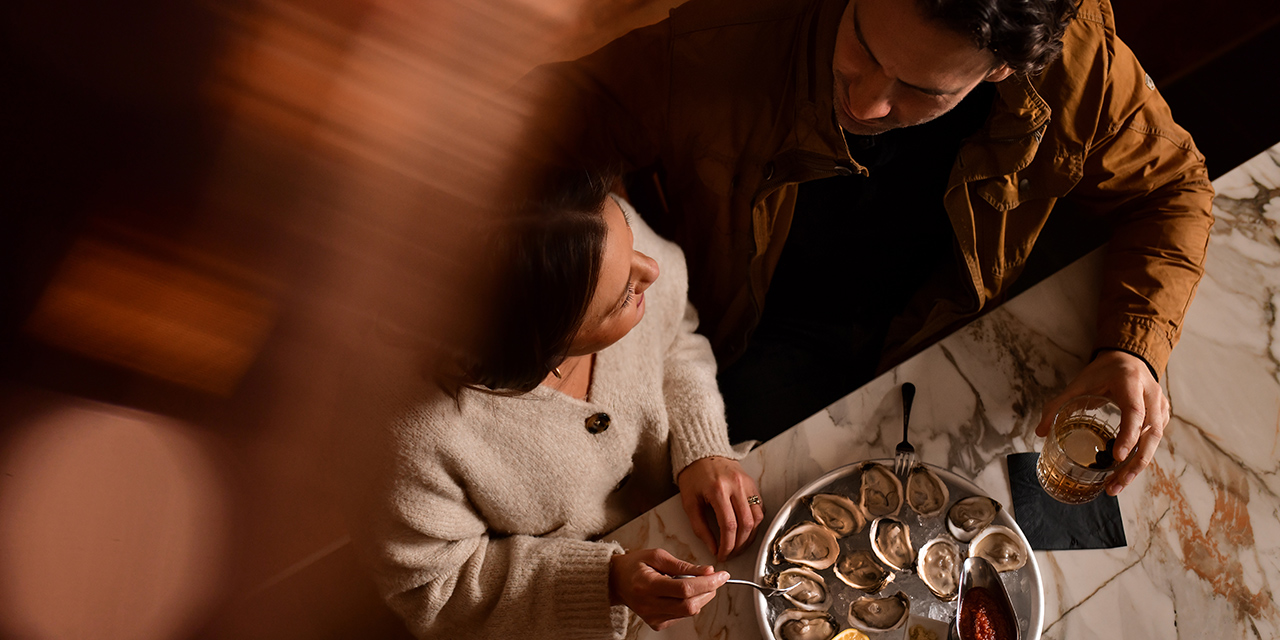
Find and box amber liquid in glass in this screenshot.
[1036,418,1112,504]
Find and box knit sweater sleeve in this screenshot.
[365,412,630,640]
[662,288,738,478]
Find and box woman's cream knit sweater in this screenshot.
[351,200,737,640]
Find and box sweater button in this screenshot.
[586,412,611,434]
[1018,178,1030,192]
[833,165,853,176]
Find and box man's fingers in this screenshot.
[681,493,718,559]
[1109,423,1162,494]
[1112,394,1147,463]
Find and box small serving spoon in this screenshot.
[672,574,800,598]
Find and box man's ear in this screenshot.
[984,64,1014,83]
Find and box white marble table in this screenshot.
[605,141,1280,640]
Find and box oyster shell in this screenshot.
[807,493,866,537]
[905,465,950,517]
[916,537,962,600]
[772,522,841,571]
[969,525,1027,572]
[774,609,838,640]
[946,496,1002,542]
[858,462,903,517]
[869,517,914,571]
[773,567,831,611]
[834,549,895,593]
[847,592,910,632]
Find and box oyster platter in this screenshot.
[753,459,1043,640]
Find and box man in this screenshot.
[520,0,1213,498]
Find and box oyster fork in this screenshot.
[894,382,917,476]
[672,574,800,598]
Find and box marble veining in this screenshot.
[604,142,1280,639]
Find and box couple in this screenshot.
[356,0,1214,635]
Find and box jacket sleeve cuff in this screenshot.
[1094,314,1172,379]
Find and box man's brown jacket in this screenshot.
[523,0,1214,376]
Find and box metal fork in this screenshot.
[894,382,917,476]
[672,575,800,598]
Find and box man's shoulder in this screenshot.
[1053,0,1118,64]
[668,0,825,36]
[1069,0,1115,33]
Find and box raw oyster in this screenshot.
[946,496,1001,542]
[773,567,831,611]
[847,592,910,632]
[905,465,949,517]
[916,537,962,601]
[859,462,903,517]
[969,525,1027,572]
[774,609,838,640]
[834,549,895,593]
[807,493,866,536]
[869,517,914,571]
[772,522,841,571]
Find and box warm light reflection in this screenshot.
[0,402,229,640]
[24,232,278,395]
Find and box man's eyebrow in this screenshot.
[852,2,958,97]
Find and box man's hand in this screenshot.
[608,549,728,630]
[1035,350,1170,496]
[676,456,763,561]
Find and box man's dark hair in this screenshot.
[454,167,614,395]
[917,0,1079,75]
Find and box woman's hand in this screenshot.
[676,456,763,561]
[608,549,728,631]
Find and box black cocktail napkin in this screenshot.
[1007,452,1127,550]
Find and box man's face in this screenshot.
[832,0,1012,136]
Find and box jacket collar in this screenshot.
[984,73,1051,140]
[792,0,853,164]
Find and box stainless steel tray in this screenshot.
[753,459,1043,639]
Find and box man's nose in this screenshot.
[846,72,892,120]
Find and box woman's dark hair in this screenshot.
[453,167,615,395]
[916,0,1079,76]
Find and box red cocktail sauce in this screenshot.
[958,586,1015,640]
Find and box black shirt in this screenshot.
[756,82,997,357]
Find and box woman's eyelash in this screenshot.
[621,282,636,308]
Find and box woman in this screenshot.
[352,170,763,639]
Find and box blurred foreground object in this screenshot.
[3,0,692,638]
[24,227,278,395]
[0,396,230,640]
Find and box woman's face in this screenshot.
[566,197,660,355]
